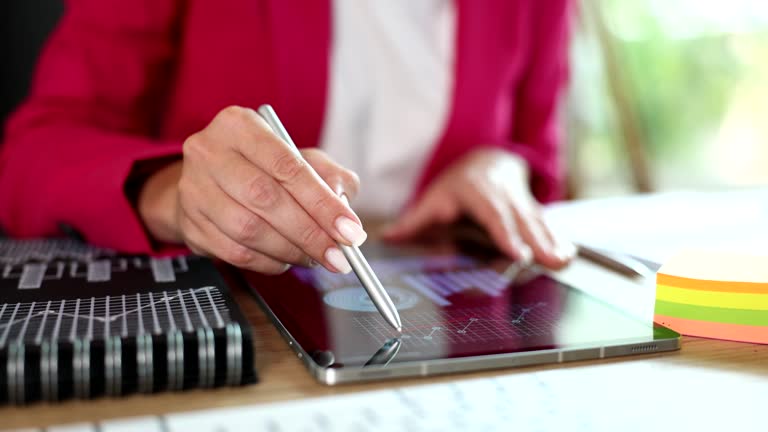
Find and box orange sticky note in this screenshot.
[654,250,768,344]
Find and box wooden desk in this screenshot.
[2,257,768,430]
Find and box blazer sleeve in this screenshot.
[0,0,183,253]
[505,0,573,203]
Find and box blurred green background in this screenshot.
[568,0,768,197]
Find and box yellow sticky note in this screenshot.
[654,250,768,344]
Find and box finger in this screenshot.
[189,174,314,267]
[512,209,563,268]
[511,203,576,269]
[233,109,366,246]
[381,190,459,240]
[178,209,290,275]
[207,152,351,273]
[302,149,361,199]
[553,235,577,262]
[459,186,533,264]
[528,211,577,262]
[538,218,577,263]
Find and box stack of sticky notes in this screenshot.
[654,250,768,344]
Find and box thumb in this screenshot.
[382,193,458,240]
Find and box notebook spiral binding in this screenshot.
[1,322,252,404]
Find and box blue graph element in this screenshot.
[323,287,419,312]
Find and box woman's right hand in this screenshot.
[138,105,366,275]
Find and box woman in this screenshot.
[0,0,575,275]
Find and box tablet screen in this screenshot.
[244,241,676,370]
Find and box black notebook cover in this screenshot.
[0,239,256,405]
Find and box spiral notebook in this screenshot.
[0,239,256,405]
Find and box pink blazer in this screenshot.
[0,0,572,253]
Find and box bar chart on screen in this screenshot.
[299,255,521,308]
[399,268,512,306]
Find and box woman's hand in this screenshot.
[382,148,575,269]
[138,105,366,274]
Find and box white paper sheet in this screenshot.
[543,188,768,264]
[12,360,766,432]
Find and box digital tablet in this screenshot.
[243,239,680,384]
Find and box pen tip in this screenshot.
[396,326,402,333]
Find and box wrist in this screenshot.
[137,160,183,244]
[465,146,531,184]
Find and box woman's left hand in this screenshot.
[382,148,575,269]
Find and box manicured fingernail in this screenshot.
[335,216,367,246]
[324,247,352,274]
[556,241,577,261]
[517,244,533,265]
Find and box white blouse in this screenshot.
[319,0,456,217]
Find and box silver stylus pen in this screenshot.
[257,104,403,332]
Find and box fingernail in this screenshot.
[324,247,352,274]
[517,243,534,265]
[556,241,577,262]
[335,216,367,246]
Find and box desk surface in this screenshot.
[3,256,768,429]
